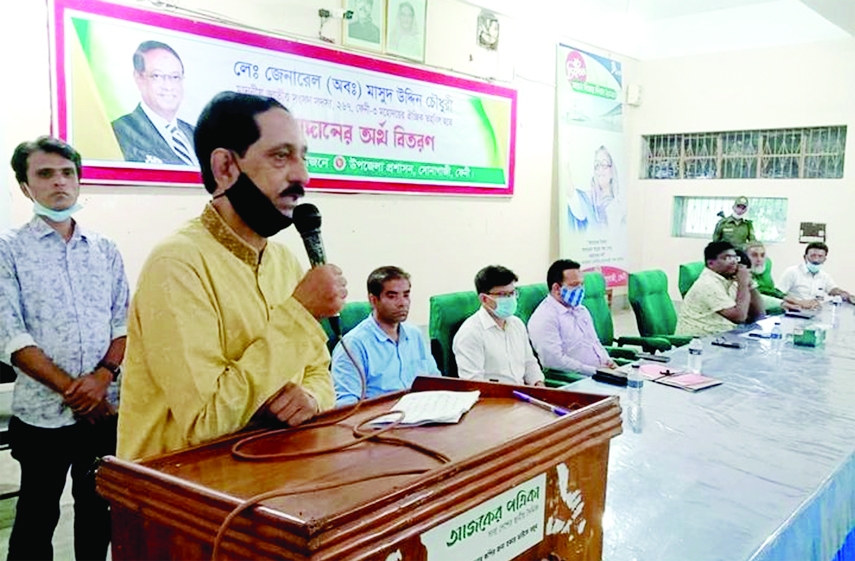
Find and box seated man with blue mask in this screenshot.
[778,242,854,306]
[332,266,438,406]
[527,259,617,376]
[453,265,544,386]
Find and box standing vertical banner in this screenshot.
[555,44,627,287]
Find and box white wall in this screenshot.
[3,0,638,325]
[626,38,855,299]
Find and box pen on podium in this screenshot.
[512,390,571,417]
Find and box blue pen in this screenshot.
[512,390,571,417]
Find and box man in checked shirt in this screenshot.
[0,136,129,560]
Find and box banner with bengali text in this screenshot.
[50,0,517,195]
[556,43,627,287]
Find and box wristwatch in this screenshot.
[97,360,122,381]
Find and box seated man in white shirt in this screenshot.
[778,242,854,307]
[676,241,765,337]
[452,265,544,386]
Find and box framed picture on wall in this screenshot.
[343,0,385,52]
[385,0,426,62]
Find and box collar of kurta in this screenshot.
[200,203,261,269]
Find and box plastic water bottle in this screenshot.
[770,320,783,355]
[626,365,644,433]
[687,338,703,374]
[627,364,643,390]
[830,297,841,329]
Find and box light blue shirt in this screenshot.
[331,315,439,406]
[0,216,129,428]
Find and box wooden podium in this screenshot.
[97,377,621,560]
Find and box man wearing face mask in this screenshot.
[778,242,854,306]
[527,259,617,376]
[452,265,544,386]
[1,136,129,560]
[117,92,347,460]
[712,196,755,248]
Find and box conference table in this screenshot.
[565,302,855,561]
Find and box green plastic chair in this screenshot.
[628,270,692,348]
[515,283,548,325]
[678,261,705,299]
[428,291,481,378]
[321,301,372,352]
[582,272,670,357]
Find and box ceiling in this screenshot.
[461,0,853,59]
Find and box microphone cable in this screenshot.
[212,336,452,559]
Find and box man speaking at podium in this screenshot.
[117,92,347,460]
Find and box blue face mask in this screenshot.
[806,262,822,274]
[560,286,585,307]
[491,295,518,319]
[33,200,82,222]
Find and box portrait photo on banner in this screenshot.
[344,0,386,52]
[563,130,627,238]
[64,16,210,171]
[384,0,426,62]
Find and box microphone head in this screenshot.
[293,203,322,234]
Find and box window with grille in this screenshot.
[645,126,846,179]
[672,196,788,242]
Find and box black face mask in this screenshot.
[215,172,304,238]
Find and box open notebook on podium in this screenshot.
[369,390,481,425]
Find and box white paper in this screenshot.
[370,390,481,425]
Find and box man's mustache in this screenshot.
[279,182,305,198]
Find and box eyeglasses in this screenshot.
[145,73,184,84]
[721,253,740,262]
[486,290,519,299]
[594,161,613,170]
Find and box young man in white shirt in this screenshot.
[452,265,544,386]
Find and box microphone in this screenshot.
[292,203,341,338]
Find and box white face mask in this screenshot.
[33,200,82,222]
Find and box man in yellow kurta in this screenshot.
[117,92,347,460]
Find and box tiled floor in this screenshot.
[0,308,641,560]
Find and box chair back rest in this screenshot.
[678,261,705,298]
[628,270,677,337]
[582,271,614,345]
[515,283,548,325]
[322,301,372,352]
[429,291,481,378]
